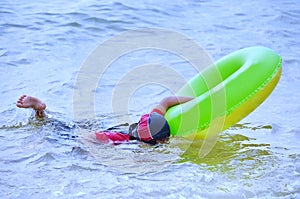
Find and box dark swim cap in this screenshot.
[129,112,170,145]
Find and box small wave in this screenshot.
[2,23,29,29]
[213,24,239,31]
[0,10,15,15]
[66,12,90,19]
[0,49,8,57]
[282,9,300,19]
[274,11,300,25]
[83,16,126,25]
[88,2,137,12]
[3,153,37,166]
[59,22,82,28]
[27,152,56,166]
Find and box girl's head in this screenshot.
[129,112,170,145]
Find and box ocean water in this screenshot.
[1,0,300,198]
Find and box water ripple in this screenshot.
[0,0,299,198]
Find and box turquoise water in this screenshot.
[1,0,300,198]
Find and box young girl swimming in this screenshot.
[16,95,193,145]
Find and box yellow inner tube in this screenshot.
[165,46,282,139]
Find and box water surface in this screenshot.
[1,0,300,198]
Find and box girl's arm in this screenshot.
[151,96,194,115]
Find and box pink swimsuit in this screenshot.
[95,131,130,144]
[94,111,170,145]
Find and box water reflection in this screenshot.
[81,121,277,176]
[173,123,281,182]
[0,109,286,177]
[1,107,299,197]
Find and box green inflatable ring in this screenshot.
[165,46,282,139]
